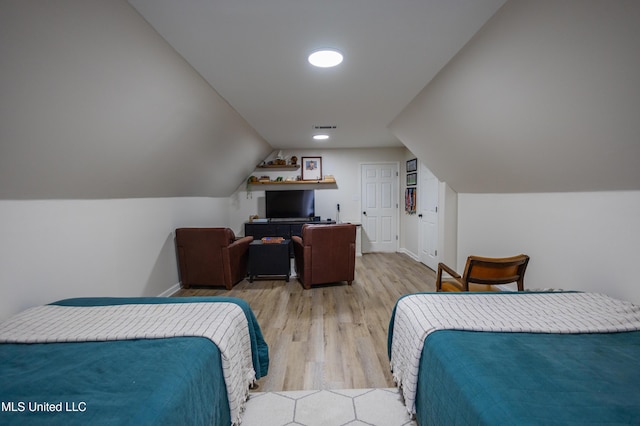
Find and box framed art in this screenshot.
[406,158,417,172]
[405,187,416,214]
[301,157,322,180]
[406,172,417,186]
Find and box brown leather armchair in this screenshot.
[292,224,357,289]
[175,228,252,290]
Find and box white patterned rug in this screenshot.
[243,388,416,426]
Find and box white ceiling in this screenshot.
[127,0,507,150]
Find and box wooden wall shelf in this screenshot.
[249,179,336,185]
[255,164,300,170]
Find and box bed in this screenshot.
[388,291,640,425]
[0,296,269,426]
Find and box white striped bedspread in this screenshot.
[390,292,640,416]
[0,302,254,426]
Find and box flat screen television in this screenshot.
[265,190,315,219]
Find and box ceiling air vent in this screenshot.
[313,125,337,130]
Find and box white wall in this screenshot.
[439,181,458,268]
[458,191,640,304]
[229,148,407,237]
[0,197,229,321]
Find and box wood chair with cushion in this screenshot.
[292,223,357,289]
[175,227,253,290]
[436,254,530,292]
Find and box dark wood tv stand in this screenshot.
[244,219,336,241]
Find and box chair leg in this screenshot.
[347,280,353,285]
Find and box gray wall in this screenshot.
[0,0,272,199]
[390,0,640,193]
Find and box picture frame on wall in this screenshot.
[406,172,417,186]
[301,156,322,180]
[405,187,417,214]
[406,158,417,172]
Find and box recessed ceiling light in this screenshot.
[313,134,330,140]
[308,49,343,68]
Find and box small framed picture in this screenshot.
[406,172,417,186]
[406,158,417,172]
[301,157,322,180]
[405,187,417,214]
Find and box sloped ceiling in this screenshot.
[2,0,637,199]
[0,0,507,199]
[390,0,640,193]
[0,0,272,199]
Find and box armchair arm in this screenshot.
[436,262,465,292]
[223,235,253,289]
[291,236,305,286]
[229,235,253,250]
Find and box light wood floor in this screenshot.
[173,252,436,392]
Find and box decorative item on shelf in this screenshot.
[323,175,336,182]
[261,236,284,244]
[249,215,260,222]
[274,150,287,165]
[290,156,298,166]
[301,156,322,180]
[259,175,271,183]
[285,176,296,182]
[275,176,284,182]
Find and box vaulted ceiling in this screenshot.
[127,0,506,149]
[129,0,640,193]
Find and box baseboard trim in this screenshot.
[398,248,420,262]
[158,282,181,297]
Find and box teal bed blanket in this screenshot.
[0,297,269,426]
[416,330,640,425]
[388,292,640,425]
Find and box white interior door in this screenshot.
[361,163,398,253]
[419,163,439,270]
